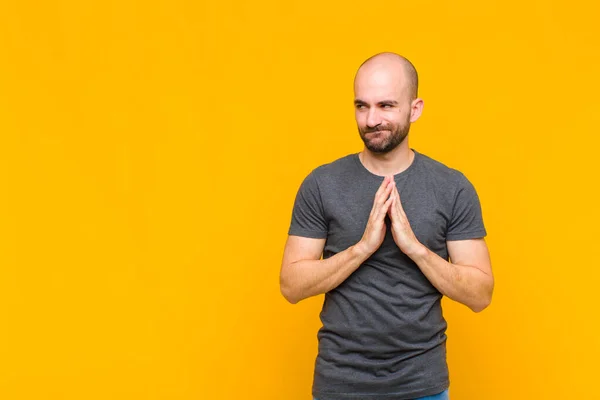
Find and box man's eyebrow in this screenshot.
[353,99,399,105]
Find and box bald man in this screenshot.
[280,53,494,400]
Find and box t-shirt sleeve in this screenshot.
[288,171,328,239]
[446,172,487,241]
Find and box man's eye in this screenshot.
[382,104,392,108]
[356,104,365,109]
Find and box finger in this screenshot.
[369,177,391,216]
[383,196,394,213]
[389,191,404,219]
[394,188,407,217]
[388,194,398,218]
[378,176,396,198]
[376,180,395,211]
[374,176,390,199]
[388,179,397,206]
[391,192,409,223]
[388,184,400,207]
[375,193,394,221]
[373,179,394,212]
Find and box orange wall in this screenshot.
[0,1,598,399]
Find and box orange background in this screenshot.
[1,0,598,399]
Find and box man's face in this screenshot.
[354,68,412,153]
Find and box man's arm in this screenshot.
[280,176,396,304]
[407,238,494,313]
[279,236,371,304]
[386,177,494,312]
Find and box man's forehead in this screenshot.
[354,90,399,104]
[354,72,406,101]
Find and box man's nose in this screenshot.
[366,108,382,128]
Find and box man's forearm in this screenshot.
[408,244,494,312]
[281,243,371,304]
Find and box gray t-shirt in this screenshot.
[287,149,487,400]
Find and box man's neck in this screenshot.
[358,142,415,177]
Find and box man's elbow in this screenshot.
[280,286,300,304]
[470,285,494,313]
[470,298,491,313]
[279,275,302,305]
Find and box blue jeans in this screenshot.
[415,388,449,400]
[314,388,449,400]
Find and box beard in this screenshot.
[358,118,411,154]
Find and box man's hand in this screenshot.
[387,179,423,257]
[356,176,395,256]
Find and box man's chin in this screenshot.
[363,136,406,154]
[362,133,408,154]
[364,143,393,154]
[370,149,392,154]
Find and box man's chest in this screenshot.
[320,179,452,253]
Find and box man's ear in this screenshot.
[409,98,424,123]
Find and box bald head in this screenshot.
[353,53,424,154]
[354,52,419,100]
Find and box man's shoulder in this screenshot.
[307,153,358,178]
[416,150,467,184]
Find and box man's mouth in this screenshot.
[367,130,388,134]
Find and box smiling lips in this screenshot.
[367,130,389,135]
